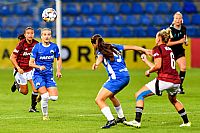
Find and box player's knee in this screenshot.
[20,89,28,95]
[49,96,58,101]
[41,92,49,101]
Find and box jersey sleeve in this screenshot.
[54,45,60,58]
[12,43,22,56]
[31,44,38,59]
[112,44,124,51]
[152,46,162,59]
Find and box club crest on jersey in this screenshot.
[50,50,54,54]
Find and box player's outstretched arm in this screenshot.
[124,45,152,56]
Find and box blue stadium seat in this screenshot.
[81,3,91,15]
[73,16,85,26]
[183,14,190,25]
[5,17,19,27]
[91,3,104,14]
[105,3,118,14]
[62,16,73,27]
[0,5,11,16]
[65,4,79,15]
[145,3,156,14]
[119,3,131,14]
[183,2,197,13]
[1,29,12,38]
[152,15,165,26]
[131,3,143,14]
[13,5,25,15]
[164,15,173,25]
[171,2,182,13]
[81,28,93,37]
[125,15,139,26]
[99,15,112,26]
[93,28,106,37]
[157,3,169,14]
[32,20,40,28]
[113,15,125,26]
[106,27,120,37]
[146,26,158,37]
[86,16,99,26]
[132,27,146,37]
[139,15,152,26]
[191,14,200,25]
[120,27,132,37]
[18,17,32,27]
[187,26,197,37]
[67,28,81,37]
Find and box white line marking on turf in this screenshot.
[78,112,195,117]
[0,116,41,120]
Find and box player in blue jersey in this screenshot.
[91,34,151,129]
[29,28,62,120]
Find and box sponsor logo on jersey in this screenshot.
[39,55,54,60]
[23,52,31,56]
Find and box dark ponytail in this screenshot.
[96,37,120,62]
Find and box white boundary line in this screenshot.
[78,111,196,117]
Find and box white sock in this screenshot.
[41,92,49,116]
[114,105,124,118]
[101,106,114,121]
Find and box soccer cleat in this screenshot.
[36,94,41,103]
[180,122,191,127]
[29,107,39,112]
[101,119,117,129]
[116,117,126,123]
[11,81,19,92]
[124,120,141,128]
[43,115,50,121]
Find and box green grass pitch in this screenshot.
[0,68,200,133]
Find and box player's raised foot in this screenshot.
[101,119,117,129]
[124,120,141,128]
[180,122,191,127]
[36,94,41,103]
[43,115,50,121]
[116,117,126,123]
[11,81,19,92]
[29,107,39,112]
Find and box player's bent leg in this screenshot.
[124,86,153,128]
[168,94,191,127]
[47,87,58,101]
[176,57,187,94]
[19,85,28,95]
[39,87,49,120]
[96,88,116,128]
[109,95,126,124]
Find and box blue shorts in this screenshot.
[33,74,57,89]
[103,77,130,94]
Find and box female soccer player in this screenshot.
[91,34,151,128]
[167,12,188,94]
[10,27,40,112]
[124,29,191,128]
[29,28,62,120]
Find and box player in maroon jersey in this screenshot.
[10,27,40,112]
[124,29,191,128]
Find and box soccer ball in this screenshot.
[42,8,57,22]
